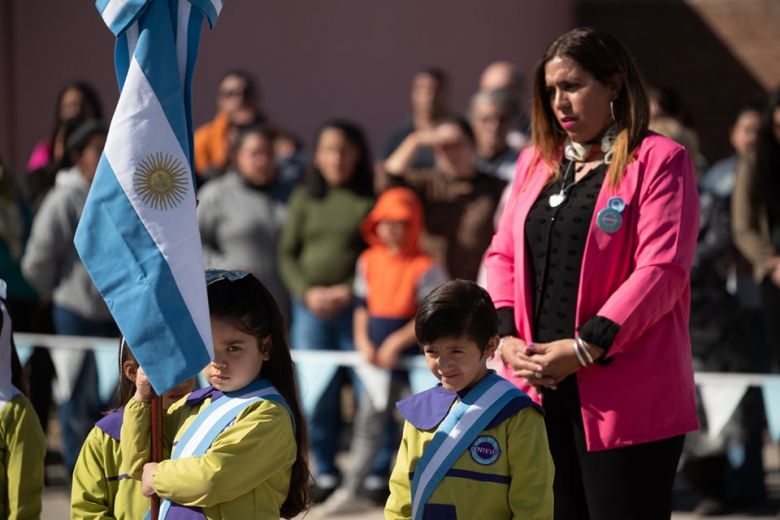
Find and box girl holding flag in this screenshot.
[120,270,310,519]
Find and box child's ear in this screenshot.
[261,336,272,361]
[123,361,139,383]
[484,336,499,360]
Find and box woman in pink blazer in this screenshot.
[485,27,699,519]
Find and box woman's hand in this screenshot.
[525,340,582,383]
[499,337,557,389]
[141,462,158,497]
[772,263,780,288]
[133,366,154,404]
[325,284,353,312]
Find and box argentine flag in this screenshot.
[75,0,222,394]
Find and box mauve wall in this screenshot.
[1,0,574,172]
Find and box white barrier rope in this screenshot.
[14,332,780,384]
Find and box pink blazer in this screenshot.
[485,133,700,451]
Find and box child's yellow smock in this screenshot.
[71,410,148,519]
[121,387,296,519]
[0,394,46,520]
[385,385,554,520]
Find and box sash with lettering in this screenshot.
[410,373,525,520]
[154,379,289,519]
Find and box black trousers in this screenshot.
[544,377,685,520]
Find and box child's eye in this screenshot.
[227,344,242,352]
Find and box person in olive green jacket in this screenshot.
[277,120,375,500]
[70,340,194,519]
[0,280,46,520]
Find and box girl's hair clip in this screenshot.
[205,269,252,286]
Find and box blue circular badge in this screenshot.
[470,435,501,465]
[608,196,626,213]
[597,208,623,234]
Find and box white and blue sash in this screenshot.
[410,373,524,520]
[157,379,288,519]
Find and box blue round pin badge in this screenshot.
[470,435,501,465]
[597,208,623,234]
[608,196,626,213]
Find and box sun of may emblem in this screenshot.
[133,152,189,210]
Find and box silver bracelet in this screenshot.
[571,340,587,367]
[576,336,595,365]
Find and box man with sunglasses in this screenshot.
[194,70,266,181]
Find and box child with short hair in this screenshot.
[0,280,46,520]
[70,339,195,519]
[120,270,310,519]
[385,280,554,519]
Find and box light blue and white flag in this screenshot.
[75,0,223,394]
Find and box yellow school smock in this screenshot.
[121,387,296,520]
[71,410,148,519]
[0,394,46,520]
[385,385,554,520]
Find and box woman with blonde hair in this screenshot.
[485,27,700,519]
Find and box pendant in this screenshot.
[548,192,566,208]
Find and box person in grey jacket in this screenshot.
[21,118,116,474]
[197,125,295,317]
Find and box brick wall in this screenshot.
[577,0,777,164]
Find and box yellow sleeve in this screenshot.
[2,396,46,520]
[71,427,112,519]
[119,398,191,479]
[384,421,413,520]
[506,407,554,520]
[151,400,296,508]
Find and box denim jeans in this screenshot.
[290,300,356,477]
[51,306,117,474]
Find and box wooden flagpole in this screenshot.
[150,391,163,519]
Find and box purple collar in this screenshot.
[96,409,124,441]
[186,386,223,405]
[396,382,539,431]
[396,386,458,430]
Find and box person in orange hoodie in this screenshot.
[321,187,448,513]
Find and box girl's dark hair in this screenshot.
[531,27,649,188]
[116,338,138,407]
[49,82,103,149]
[207,275,311,517]
[752,87,780,201]
[415,280,498,352]
[305,119,374,199]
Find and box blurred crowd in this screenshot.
[1,62,779,516]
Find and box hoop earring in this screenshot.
[610,100,617,122]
